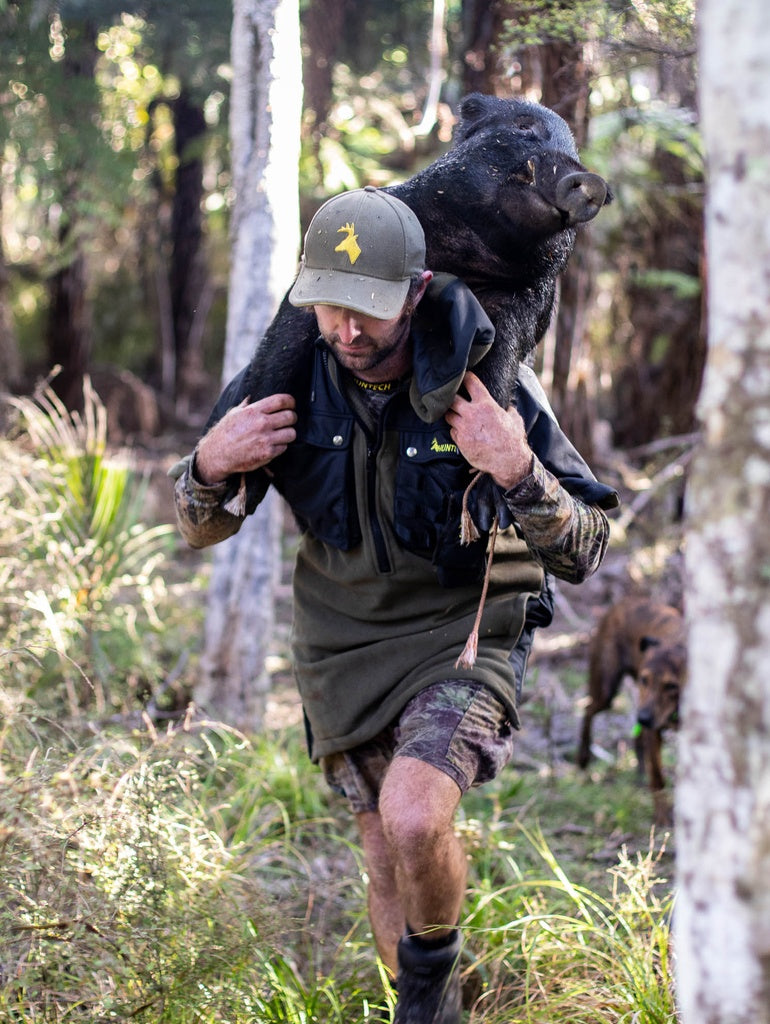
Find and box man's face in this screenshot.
[314,303,412,381]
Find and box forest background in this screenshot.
[0,1,733,1023]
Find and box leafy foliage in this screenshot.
[0,714,281,1023]
[499,0,695,53]
[0,378,174,713]
[1,1,232,376]
[463,825,676,1023]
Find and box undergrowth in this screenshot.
[0,379,176,715]
[0,382,678,1022]
[0,696,678,1023]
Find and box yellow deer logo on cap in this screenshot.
[335,222,361,265]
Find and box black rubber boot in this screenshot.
[393,930,463,1024]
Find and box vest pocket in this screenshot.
[276,413,361,549]
[393,428,479,564]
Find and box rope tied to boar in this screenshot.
[455,470,500,670]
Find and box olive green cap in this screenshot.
[289,186,426,320]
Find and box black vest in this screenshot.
[271,344,489,587]
[210,341,617,590]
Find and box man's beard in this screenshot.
[323,311,411,374]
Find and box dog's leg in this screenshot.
[642,728,672,826]
[652,789,673,827]
[633,724,646,781]
[577,706,596,768]
[578,659,624,769]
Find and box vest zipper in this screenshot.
[366,439,392,573]
[344,363,396,576]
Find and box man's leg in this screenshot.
[355,754,465,973]
[356,809,404,975]
[378,755,466,938]
[324,682,513,1020]
[378,756,466,1024]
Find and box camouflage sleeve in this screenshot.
[171,455,244,550]
[501,455,609,584]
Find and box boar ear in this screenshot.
[457,93,494,137]
[639,635,661,653]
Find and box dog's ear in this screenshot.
[639,635,661,653]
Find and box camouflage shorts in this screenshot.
[320,681,515,814]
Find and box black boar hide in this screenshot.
[234,92,611,413]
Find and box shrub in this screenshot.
[0,709,277,1022]
[0,379,174,714]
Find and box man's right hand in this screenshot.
[195,394,297,485]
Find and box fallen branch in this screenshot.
[624,431,701,461]
[614,446,696,534]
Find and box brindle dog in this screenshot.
[577,596,687,825]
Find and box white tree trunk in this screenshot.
[414,0,447,137]
[198,0,302,729]
[223,0,302,382]
[676,1,770,1020]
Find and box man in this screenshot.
[174,186,617,1023]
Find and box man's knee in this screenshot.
[379,757,460,855]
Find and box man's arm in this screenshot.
[499,459,609,583]
[172,458,247,549]
[445,371,609,584]
[172,391,297,549]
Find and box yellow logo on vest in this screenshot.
[335,222,361,265]
[431,437,458,454]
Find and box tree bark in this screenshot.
[47,245,91,408]
[414,0,448,138]
[301,0,351,143]
[198,0,302,730]
[538,40,595,457]
[0,192,21,393]
[676,0,770,1019]
[45,19,98,410]
[461,0,509,96]
[170,91,208,418]
[609,144,705,450]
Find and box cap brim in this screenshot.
[288,266,410,321]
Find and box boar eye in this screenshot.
[511,115,549,143]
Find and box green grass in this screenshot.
[0,697,678,1024]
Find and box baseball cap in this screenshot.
[288,186,426,320]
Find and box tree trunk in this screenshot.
[198,0,302,730]
[414,0,448,138]
[461,0,510,96]
[609,144,704,449]
[47,244,91,409]
[0,216,20,395]
[170,91,208,418]
[676,1,770,1019]
[301,0,350,143]
[538,40,595,458]
[45,19,98,410]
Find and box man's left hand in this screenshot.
[445,371,533,490]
